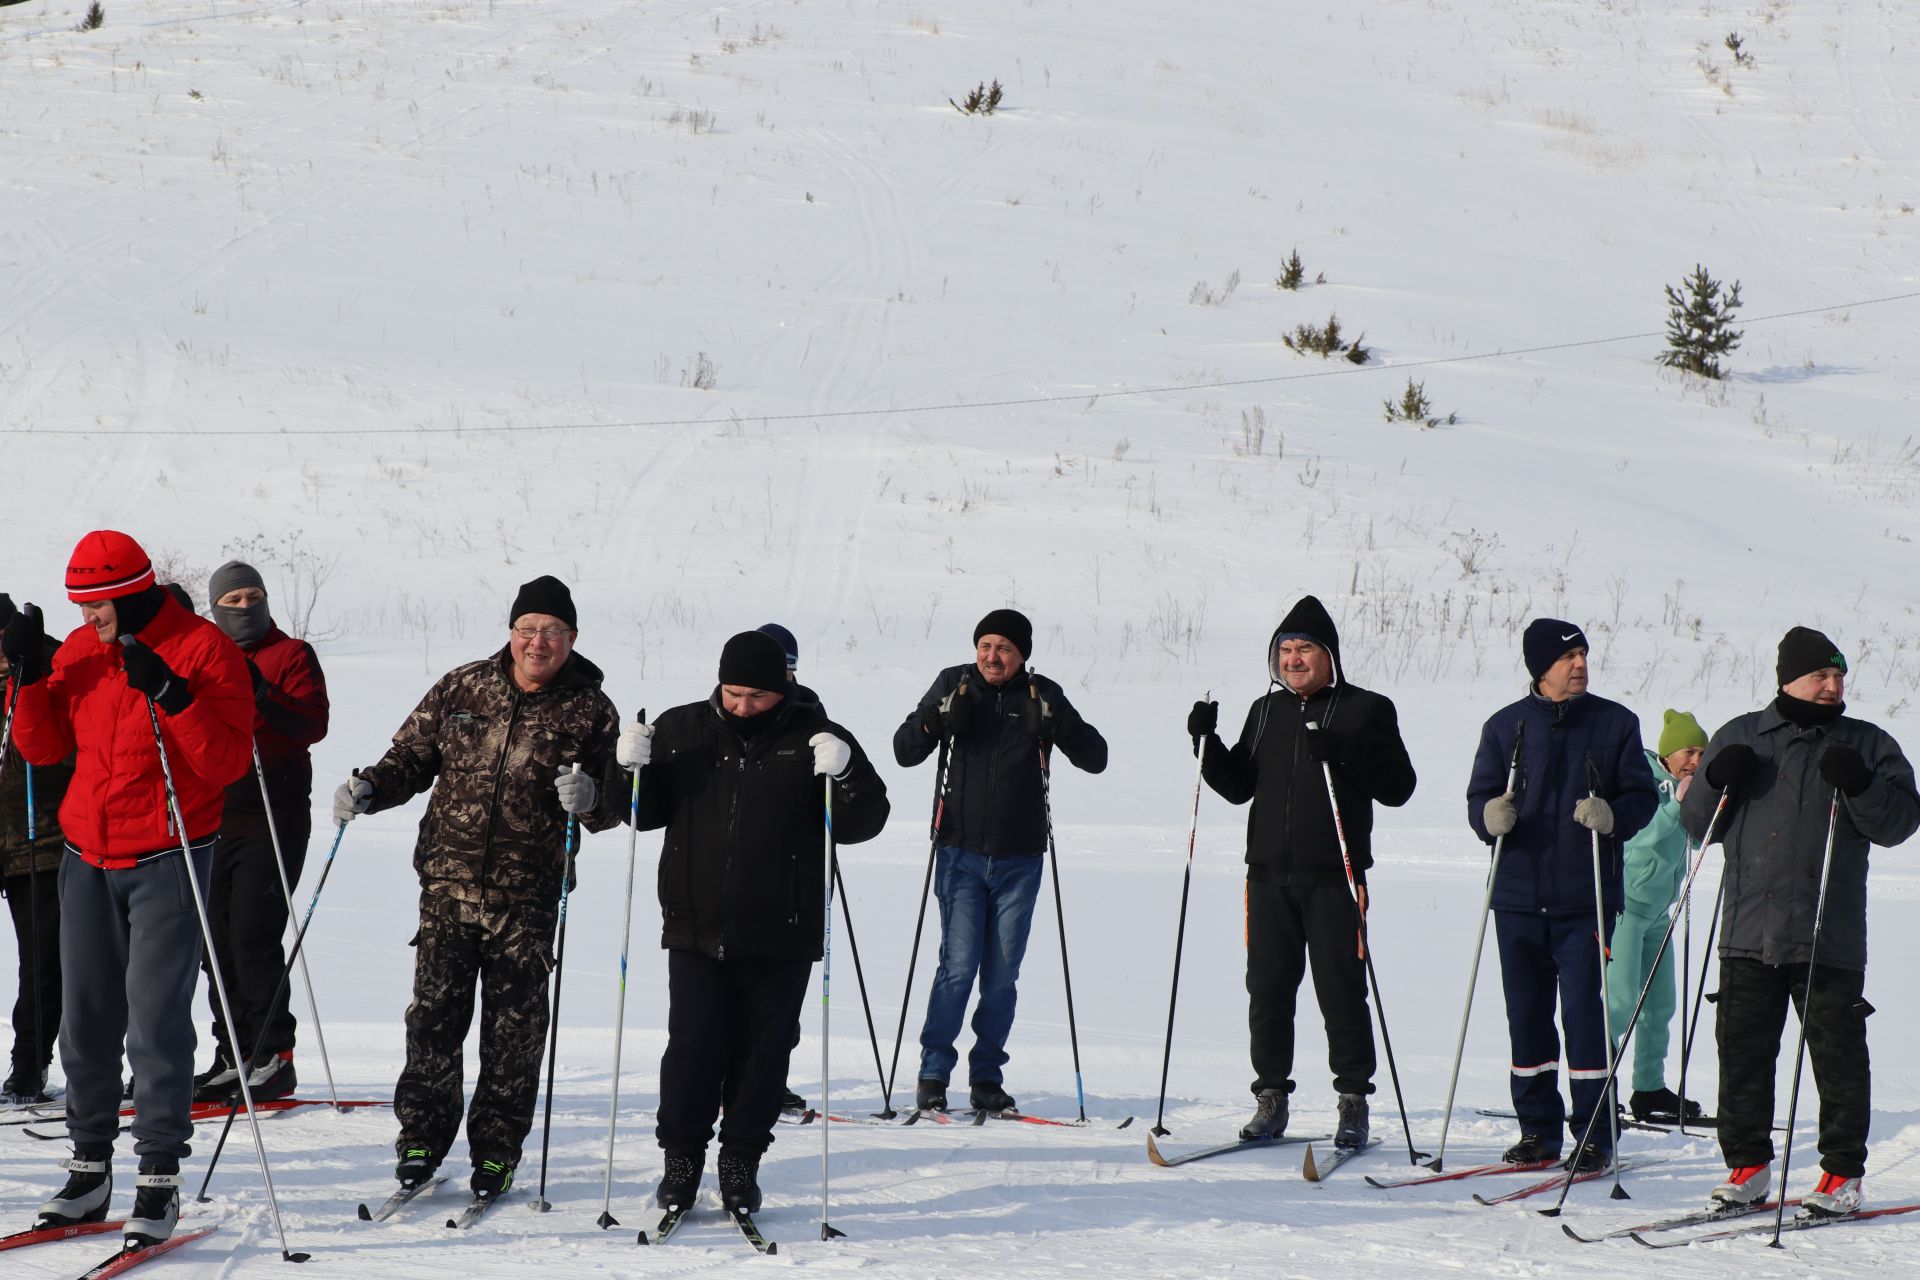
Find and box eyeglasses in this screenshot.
[510,626,574,640]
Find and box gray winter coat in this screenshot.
[1681,701,1920,971]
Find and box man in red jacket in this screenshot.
[191,560,330,1104]
[1,531,253,1249]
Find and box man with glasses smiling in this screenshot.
[333,574,622,1202]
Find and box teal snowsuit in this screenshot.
[1606,750,1688,1091]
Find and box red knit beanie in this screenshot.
[66,530,157,602]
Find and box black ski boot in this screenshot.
[969,1082,1016,1114]
[1239,1089,1287,1141]
[239,1051,298,1103]
[655,1150,703,1209]
[470,1158,515,1198]
[124,1164,181,1248]
[1563,1139,1612,1174]
[915,1078,948,1113]
[394,1146,439,1188]
[2,1065,53,1106]
[38,1146,112,1227]
[717,1147,762,1214]
[191,1050,239,1103]
[1501,1133,1560,1164]
[1334,1093,1370,1149]
[1631,1086,1705,1125]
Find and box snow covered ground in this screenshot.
[3,0,1920,1272]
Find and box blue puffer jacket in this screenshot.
[1466,691,1659,916]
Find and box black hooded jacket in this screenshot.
[1198,596,1416,887]
[893,666,1107,856]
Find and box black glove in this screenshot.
[1187,699,1217,740]
[1018,686,1049,737]
[934,679,975,738]
[1820,743,1874,797]
[1303,724,1337,764]
[0,593,14,630]
[1704,743,1758,791]
[120,638,193,715]
[246,657,269,700]
[1,604,48,687]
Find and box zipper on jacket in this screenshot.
[716,752,747,961]
[478,689,524,914]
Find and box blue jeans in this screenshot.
[917,846,1044,1086]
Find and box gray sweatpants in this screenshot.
[59,843,211,1164]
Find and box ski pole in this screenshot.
[532,763,582,1213]
[883,733,951,1115]
[1152,692,1209,1138]
[820,779,846,1240]
[1431,719,1526,1171]
[1769,793,1843,1248]
[832,857,888,1111]
[1032,689,1088,1123]
[254,741,341,1109]
[196,821,348,1200]
[1678,872,1691,1124]
[26,757,45,1090]
[1584,756,1626,1199]
[1678,878,1725,1138]
[1540,788,1731,1217]
[598,715,644,1229]
[136,668,308,1262]
[1309,720,1426,1164]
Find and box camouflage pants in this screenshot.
[394,902,554,1170]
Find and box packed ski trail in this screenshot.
[5,0,1920,1277]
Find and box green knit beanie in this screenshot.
[1657,709,1708,760]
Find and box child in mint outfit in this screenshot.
[1606,709,1707,1123]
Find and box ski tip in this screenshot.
[1116,1116,1134,1129]
[767,1241,780,1256]
[1628,1231,1660,1248]
[1471,1193,1497,1207]
[1145,1133,1170,1167]
[286,1250,313,1263]
[355,1204,372,1221]
[1302,1144,1321,1182]
[1560,1223,1595,1243]
[1362,1175,1390,1189]
[444,1217,459,1229]
[637,1230,651,1246]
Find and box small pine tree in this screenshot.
[1659,264,1743,379]
[78,2,105,30]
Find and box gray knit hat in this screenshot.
[208,560,267,607]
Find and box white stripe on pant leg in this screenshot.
[1510,1060,1561,1077]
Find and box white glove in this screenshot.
[1483,793,1517,838]
[809,732,852,779]
[556,766,597,815]
[332,777,373,827]
[617,720,654,770]
[1573,796,1615,835]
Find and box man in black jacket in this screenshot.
[1681,627,1920,1217]
[1188,596,1415,1147]
[621,630,889,1214]
[895,609,1108,1115]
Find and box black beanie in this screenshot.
[973,608,1034,659]
[1522,617,1589,681]
[718,630,790,692]
[509,575,577,630]
[1777,626,1847,688]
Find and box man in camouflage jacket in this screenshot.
[334,576,621,1196]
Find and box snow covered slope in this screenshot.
[3,0,1919,1273]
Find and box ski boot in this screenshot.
[125,1164,181,1248]
[38,1146,112,1228]
[717,1147,762,1214]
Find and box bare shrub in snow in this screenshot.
[681,351,718,390]
[1188,270,1240,305]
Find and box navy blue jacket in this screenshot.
[1466,691,1659,916]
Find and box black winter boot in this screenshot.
[394,1146,439,1188]
[969,1082,1016,1114]
[915,1078,948,1112]
[1239,1089,1288,1141]
[655,1150,703,1209]
[717,1147,762,1214]
[1334,1094,1370,1149]
[1501,1133,1561,1164]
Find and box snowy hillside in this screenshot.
[3,0,1920,1273]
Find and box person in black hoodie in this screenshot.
[895,609,1108,1115]
[621,630,888,1215]
[1188,595,1415,1147]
